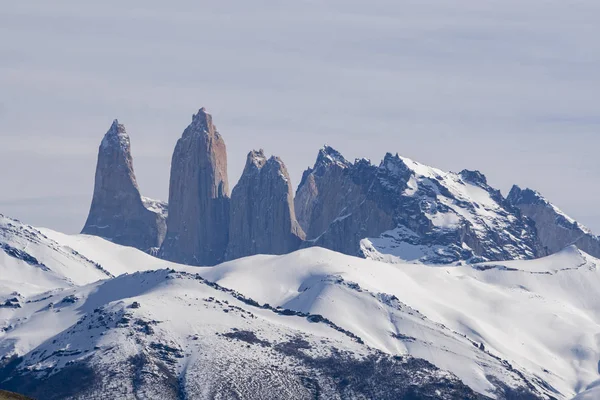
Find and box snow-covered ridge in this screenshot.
[0,214,112,298]
[1,244,479,398]
[3,216,600,399]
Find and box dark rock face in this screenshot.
[226,150,305,260]
[295,146,360,239]
[159,108,230,266]
[296,149,395,257]
[296,147,540,263]
[81,120,167,252]
[507,186,600,258]
[81,113,599,266]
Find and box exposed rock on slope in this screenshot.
[295,147,395,257]
[295,146,358,238]
[2,214,112,297]
[81,120,167,252]
[226,150,305,260]
[0,270,485,400]
[508,185,600,258]
[159,108,230,266]
[296,146,541,263]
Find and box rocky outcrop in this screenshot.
[159,108,230,266]
[226,150,305,260]
[507,186,600,258]
[81,112,600,267]
[295,146,356,238]
[82,120,167,251]
[296,147,541,263]
[295,147,394,256]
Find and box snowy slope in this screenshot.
[2,220,599,399]
[0,215,111,300]
[38,228,177,275]
[0,270,480,400]
[203,247,600,399]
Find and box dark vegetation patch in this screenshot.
[392,332,417,342]
[272,337,485,400]
[0,243,48,271]
[149,342,184,362]
[1,361,97,400]
[487,375,557,400]
[190,272,364,344]
[129,354,184,400]
[134,318,157,335]
[0,298,20,309]
[222,330,271,347]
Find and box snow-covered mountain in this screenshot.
[1,218,481,399]
[80,111,598,269]
[205,246,600,399]
[3,214,600,399]
[0,214,112,299]
[296,147,542,264]
[4,269,489,399]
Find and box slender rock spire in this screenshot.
[82,120,167,251]
[159,108,230,266]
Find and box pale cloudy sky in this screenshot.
[1,0,599,234]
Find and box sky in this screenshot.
[1,0,599,234]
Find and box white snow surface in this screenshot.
[2,216,599,399]
[202,247,600,399]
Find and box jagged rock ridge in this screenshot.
[80,112,597,267]
[159,108,230,266]
[226,150,305,260]
[296,146,541,263]
[81,120,167,252]
[507,185,600,259]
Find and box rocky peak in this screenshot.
[245,149,268,170]
[507,185,600,258]
[185,107,215,136]
[101,119,129,149]
[295,148,388,247]
[379,153,413,183]
[315,145,351,169]
[82,120,167,252]
[296,147,543,263]
[226,151,304,260]
[159,108,230,266]
[507,185,546,206]
[459,169,488,186]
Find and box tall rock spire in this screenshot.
[159,108,230,266]
[225,150,305,260]
[82,120,167,251]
